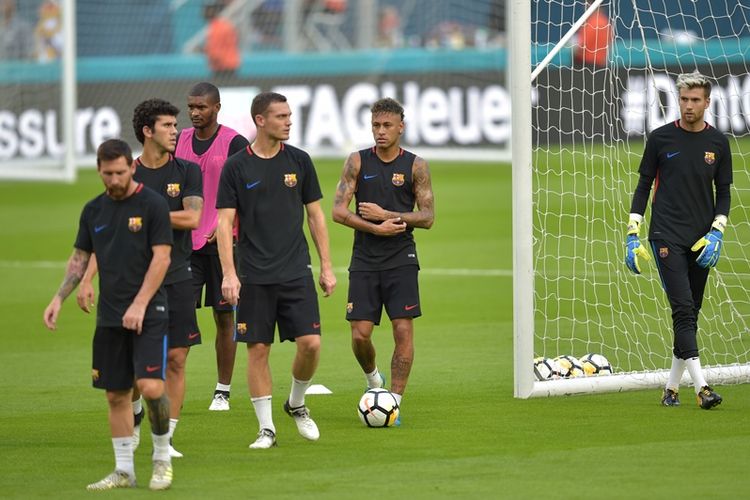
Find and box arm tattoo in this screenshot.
[183,195,203,212]
[334,154,359,209]
[411,157,435,228]
[57,249,90,300]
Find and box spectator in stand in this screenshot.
[35,0,63,62]
[377,6,403,48]
[203,1,240,78]
[574,3,611,68]
[0,0,34,60]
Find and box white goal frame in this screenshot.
[511,0,750,398]
[0,0,76,182]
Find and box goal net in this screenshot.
[516,0,750,397]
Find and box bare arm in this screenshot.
[332,152,406,236]
[76,253,98,313]
[43,248,91,330]
[122,244,171,333]
[169,195,203,230]
[217,207,240,306]
[358,157,434,229]
[306,200,336,297]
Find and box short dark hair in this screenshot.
[96,138,133,168]
[371,97,404,121]
[189,81,220,103]
[250,92,287,125]
[132,98,180,144]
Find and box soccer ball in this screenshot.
[358,388,400,428]
[554,355,584,378]
[533,356,562,380]
[580,353,613,376]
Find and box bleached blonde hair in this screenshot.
[676,70,712,98]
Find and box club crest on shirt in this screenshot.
[91,369,100,381]
[128,217,143,232]
[392,173,405,186]
[659,247,669,258]
[704,152,715,165]
[236,323,247,335]
[346,302,354,313]
[166,183,181,197]
[284,173,297,187]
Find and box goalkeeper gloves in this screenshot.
[691,216,727,268]
[625,217,650,274]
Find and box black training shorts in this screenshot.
[346,266,421,325]
[166,281,201,348]
[91,318,168,390]
[234,275,321,344]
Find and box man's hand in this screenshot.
[625,218,651,274]
[123,301,148,334]
[43,296,63,330]
[358,202,389,222]
[319,267,336,297]
[76,280,96,314]
[376,217,407,236]
[691,225,724,269]
[221,273,241,306]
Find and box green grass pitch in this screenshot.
[1,159,749,499]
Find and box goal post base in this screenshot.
[520,364,750,398]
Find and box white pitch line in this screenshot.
[2,260,510,277]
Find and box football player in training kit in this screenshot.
[332,97,435,423]
[175,82,250,411]
[44,139,174,491]
[625,70,733,409]
[132,98,204,456]
[216,91,336,449]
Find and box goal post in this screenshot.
[0,0,76,182]
[514,0,750,398]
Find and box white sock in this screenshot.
[152,432,171,463]
[685,357,708,394]
[215,383,231,393]
[112,437,135,477]
[168,418,178,439]
[392,393,403,406]
[132,397,143,416]
[251,396,275,433]
[289,377,311,408]
[666,356,686,391]
[365,368,383,389]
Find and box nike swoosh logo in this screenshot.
[94,224,108,233]
[312,322,321,329]
[404,304,419,311]
[667,152,680,159]
[188,332,200,340]
[146,365,161,373]
[246,180,261,189]
[218,299,229,305]
[363,174,378,180]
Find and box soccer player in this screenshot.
[175,82,249,411]
[332,97,435,423]
[625,70,733,409]
[132,98,203,456]
[43,139,174,491]
[216,91,336,449]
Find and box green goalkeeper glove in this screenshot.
[691,216,726,268]
[625,217,650,274]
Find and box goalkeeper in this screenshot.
[625,71,733,410]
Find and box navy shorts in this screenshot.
[234,276,321,344]
[191,246,233,312]
[92,317,169,391]
[346,266,421,325]
[166,280,201,348]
